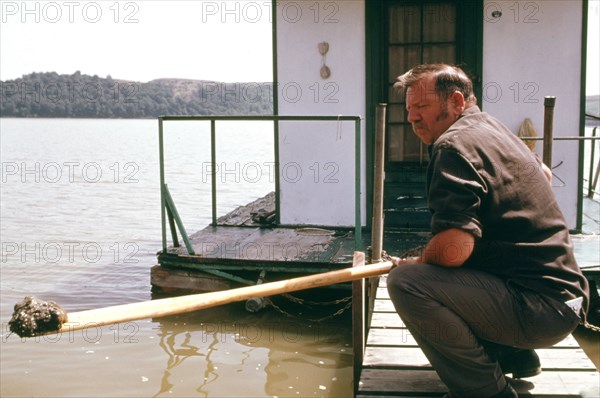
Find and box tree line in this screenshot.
[0,72,273,118]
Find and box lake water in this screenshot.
[0,118,354,398]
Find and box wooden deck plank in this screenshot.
[367,327,419,346]
[373,298,397,312]
[364,347,431,368]
[358,369,446,395]
[377,286,390,298]
[370,312,406,328]
[366,327,581,349]
[357,393,440,398]
[363,346,596,370]
[358,368,600,397]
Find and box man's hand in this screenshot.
[390,256,420,267]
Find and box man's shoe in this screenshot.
[498,349,541,378]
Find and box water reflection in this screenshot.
[156,330,208,396]
[152,304,353,397]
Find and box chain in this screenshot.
[280,293,352,306]
[264,244,424,322]
[266,296,353,323]
[582,321,600,333]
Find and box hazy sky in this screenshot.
[0,0,274,82]
[0,0,598,94]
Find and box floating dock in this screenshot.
[153,191,430,296]
[155,192,339,288]
[153,193,360,296]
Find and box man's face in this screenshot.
[405,75,456,145]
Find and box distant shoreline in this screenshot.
[0,71,273,119]
[1,71,598,121]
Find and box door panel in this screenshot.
[365,0,482,230]
[386,2,458,166]
[385,1,458,229]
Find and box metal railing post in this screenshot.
[543,96,556,168]
[159,117,167,251]
[355,118,362,250]
[371,104,387,261]
[588,127,599,198]
[211,120,217,225]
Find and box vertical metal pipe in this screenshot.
[371,104,387,262]
[211,120,217,225]
[273,120,281,225]
[591,159,600,199]
[352,251,366,393]
[543,96,556,168]
[355,118,362,250]
[159,118,167,251]
[588,127,598,198]
[272,0,280,225]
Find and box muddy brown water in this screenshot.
[1,119,353,397]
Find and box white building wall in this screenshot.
[275,0,366,226]
[482,0,583,228]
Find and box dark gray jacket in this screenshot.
[427,106,589,314]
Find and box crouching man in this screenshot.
[387,64,589,398]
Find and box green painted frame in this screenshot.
[158,115,363,254]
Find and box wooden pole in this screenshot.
[352,251,366,393]
[371,104,387,262]
[45,259,394,336]
[543,96,556,168]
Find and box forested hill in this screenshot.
[0,72,273,118]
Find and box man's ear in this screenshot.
[450,91,466,114]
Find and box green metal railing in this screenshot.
[158,115,363,254]
[521,134,600,193]
[521,130,600,233]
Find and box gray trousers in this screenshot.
[386,263,580,398]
